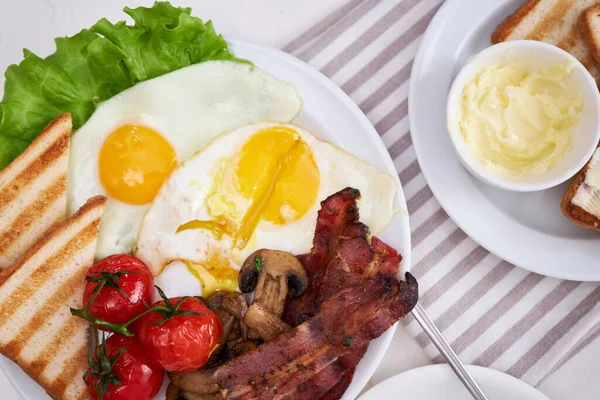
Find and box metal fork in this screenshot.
[411,302,489,400]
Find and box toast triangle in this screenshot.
[0,113,72,269]
[561,145,600,231]
[492,0,600,84]
[0,195,106,400]
[580,4,600,67]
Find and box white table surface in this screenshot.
[1,0,599,398]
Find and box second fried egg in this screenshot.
[135,122,399,285]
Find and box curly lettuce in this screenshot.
[0,1,246,169]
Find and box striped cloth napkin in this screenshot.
[283,0,600,387]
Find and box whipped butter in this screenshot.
[459,62,582,177]
[572,148,600,218]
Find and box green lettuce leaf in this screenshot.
[0,1,245,169]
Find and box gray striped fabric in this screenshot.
[284,0,600,387]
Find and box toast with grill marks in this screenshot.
[581,4,600,67]
[0,195,106,400]
[561,146,600,231]
[0,113,72,269]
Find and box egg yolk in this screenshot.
[233,126,320,247]
[98,125,177,205]
[185,258,239,296]
[176,126,320,253]
[177,219,230,240]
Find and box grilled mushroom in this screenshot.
[169,370,220,395]
[239,250,306,340]
[244,302,291,341]
[166,383,180,400]
[239,249,308,314]
[205,291,250,362]
[228,340,258,356]
[206,291,248,320]
[177,392,223,400]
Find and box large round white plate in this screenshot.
[358,364,549,400]
[409,0,600,282]
[0,24,410,400]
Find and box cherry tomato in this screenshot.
[136,297,222,372]
[86,334,163,400]
[83,254,154,331]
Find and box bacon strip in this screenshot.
[318,368,356,400]
[214,272,418,399]
[284,363,348,400]
[284,187,369,326]
[290,237,402,400]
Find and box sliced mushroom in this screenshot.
[205,291,228,310]
[254,273,287,316]
[179,392,223,400]
[214,310,236,351]
[246,328,262,342]
[239,250,307,341]
[205,291,249,360]
[229,340,258,357]
[206,291,248,320]
[239,249,308,301]
[244,303,292,341]
[220,293,248,320]
[166,383,180,400]
[169,370,220,395]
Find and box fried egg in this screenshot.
[135,122,398,294]
[67,61,302,258]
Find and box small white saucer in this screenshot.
[359,364,549,400]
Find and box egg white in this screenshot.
[153,261,201,301]
[67,61,302,259]
[135,122,398,277]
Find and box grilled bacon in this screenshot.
[318,368,356,400]
[215,188,418,400]
[290,236,402,400]
[283,188,369,326]
[214,272,418,399]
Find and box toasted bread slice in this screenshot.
[561,147,600,231]
[581,4,600,66]
[492,0,600,83]
[0,113,72,269]
[0,195,106,400]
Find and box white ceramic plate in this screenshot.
[0,32,410,400]
[358,364,549,400]
[409,0,600,282]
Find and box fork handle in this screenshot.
[411,302,489,400]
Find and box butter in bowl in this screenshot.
[446,40,600,192]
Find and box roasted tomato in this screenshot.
[83,254,154,330]
[86,334,163,400]
[136,296,222,372]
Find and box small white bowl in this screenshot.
[446,40,600,192]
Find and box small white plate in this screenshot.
[359,364,549,400]
[409,0,600,281]
[0,33,410,400]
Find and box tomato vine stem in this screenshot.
[70,271,206,336]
